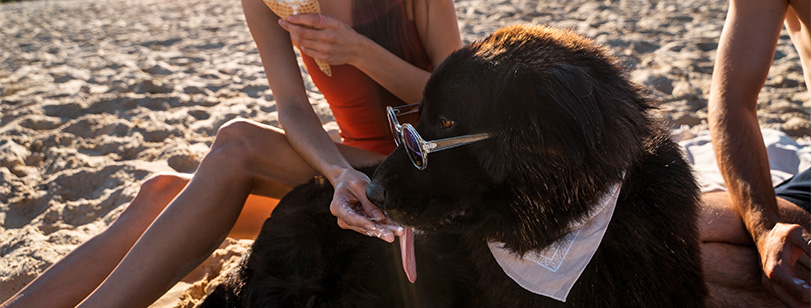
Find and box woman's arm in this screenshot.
[279,0,462,103]
[349,0,462,103]
[412,0,463,69]
[243,0,342,185]
[243,0,394,240]
[267,0,461,237]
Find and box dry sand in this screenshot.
[0,0,808,306]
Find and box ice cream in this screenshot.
[263,0,332,76]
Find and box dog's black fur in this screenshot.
[201,25,707,307]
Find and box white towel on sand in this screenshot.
[678,128,811,193]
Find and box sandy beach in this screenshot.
[0,0,808,306]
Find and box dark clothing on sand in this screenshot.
[775,168,811,213]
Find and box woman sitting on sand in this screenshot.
[1,0,462,307]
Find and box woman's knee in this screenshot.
[140,173,191,194]
[211,119,265,159]
[217,118,261,138]
[126,173,189,212]
[205,118,316,188]
[207,119,286,166]
[87,173,190,250]
[138,172,191,196]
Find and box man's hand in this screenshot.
[758,223,811,307]
[329,168,403,243]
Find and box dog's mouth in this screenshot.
[385,206,475,285]
[433,208,472,229]
[386,206,475,233]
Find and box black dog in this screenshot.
[201,25,707,307]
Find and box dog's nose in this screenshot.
[365,182,386,208]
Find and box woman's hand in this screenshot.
[278,14,366,66]
[329,168,404,243]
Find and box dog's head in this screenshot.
[367,25,652,253]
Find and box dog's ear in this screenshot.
[476,64,606,183]
[543,64,605,154]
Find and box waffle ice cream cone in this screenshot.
[264,0,332,76]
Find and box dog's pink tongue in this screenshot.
[399,226,417,283]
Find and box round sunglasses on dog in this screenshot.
[387,104,491,170]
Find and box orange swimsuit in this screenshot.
[300,1,432,155]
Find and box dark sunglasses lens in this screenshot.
[403,127,425,169]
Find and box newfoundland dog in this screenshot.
[201,24,707,307]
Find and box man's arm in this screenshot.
[709,0,811,305]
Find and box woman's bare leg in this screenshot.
[75,119,384,307]
[700,191,811,307]
[1,175,286,308]
[2,119,382,308]
[0,173,190,308]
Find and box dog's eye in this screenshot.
[440,117,455,130]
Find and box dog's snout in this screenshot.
[365,181,386,208]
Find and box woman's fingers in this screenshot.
[329,190,394,243]
[282,22,336,43]
[278,14,338,42]
[277,14,360,66]
[326,169,398,242]
[336,217,396,243]
[330,195,372,228]
[288,35,330,59]
[287,14,336,29]
[279,20,340,64]
[347,179,384,222]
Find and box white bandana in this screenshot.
[487,181,622,302]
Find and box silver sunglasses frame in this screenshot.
[387,104,491,170]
